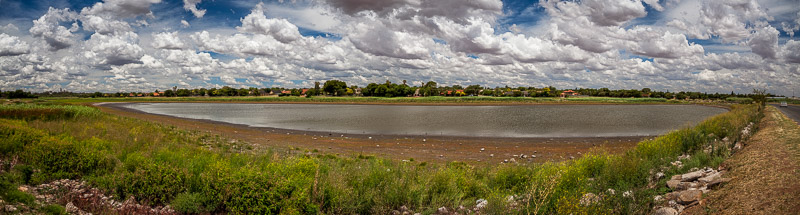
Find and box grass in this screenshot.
[44,95,679,105]
[0,102,761,214]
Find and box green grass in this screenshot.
[0,102,761,214]
[44,95,679,105]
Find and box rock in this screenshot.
[579,193,600,206]
[677,190,702,204]
[671,175,682,181]
[623,190,633,198]
[66,202,80,213]
[664,192,680,201]
[437,207,449,214]
[667,180,681,189]
[655,172,665,180]
[607,188,616,195]
[676,182,698,190]
[391,210,402,215]
[681,170,704,182]
[17,186,28,192]
[5,205,17,212]
[480,148,485,151]
[124,196,137,205]
[475,199,488,210]
[654,195,664,202]
[707,178,732,189]
[509,158,516,163]
[400,205,409,212]
[651,207,678,215]
[698,172,721,184]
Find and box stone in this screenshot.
[509,158,516,163]
[670,175,682,181]
[391,210,402,215]
[400,206,409,212]
[664,192,680,201]
[654,195,664,202]
[681,170,704,182]
[623,190,633,198]
[655,172,665,180]
[707,178,732,189]
[651,207,678,215]
[437,207,449,214]
[667,180,681,189]
[676,182,698,190]
[579,193,600,206]
[698,172,721,184]
[66,202,80,213]
[5,205,17,212]
[677,190,702,204]
[17,186,28,192]
[475,199,488,210]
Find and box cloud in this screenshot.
[183,0,206,18]
[2,0,800,96]
[84,32,144,67]
[152,32,186,50]
[81,0,162,18]
[29,7,79,51]
[80,14,133,34]
[0,34,30,56]
[236,3,303,43]
[748,25,779,59]
[782,40,800,63]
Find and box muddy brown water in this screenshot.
[117,103,726,138]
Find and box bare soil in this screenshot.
[96,103,647,165]
[685,107,800,214]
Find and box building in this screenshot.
[560,90,577,97]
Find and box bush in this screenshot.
[42,204,67,215]
[171,192,214,213]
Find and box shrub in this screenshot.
[42,204,67,215]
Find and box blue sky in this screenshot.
[0,0,798,95]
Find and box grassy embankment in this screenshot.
[46,96,677,105]
[0,102,760,214]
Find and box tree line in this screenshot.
[1,80,778,101]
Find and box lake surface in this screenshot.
[119,103,726,138]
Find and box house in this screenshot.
[354,88,362,96]
[271,89,282,95]
[281,90,291,95]
[560,90,577,97]
[413,88,421,97]
[152,92,160,97]
[301,88,309,95]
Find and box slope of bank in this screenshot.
[684,106,800,214]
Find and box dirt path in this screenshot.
[685,107,800,214]
[95,103,645,165]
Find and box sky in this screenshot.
[0,0,798,95]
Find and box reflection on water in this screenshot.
[121,103,726,138]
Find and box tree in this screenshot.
[323,80,348,96]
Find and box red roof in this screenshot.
[302,89,309,94]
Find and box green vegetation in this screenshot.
[0,102,761,214]
[45,95,680,105]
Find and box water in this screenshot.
[120,103,726,138]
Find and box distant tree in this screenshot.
[323,80,348,96]
[314,82,321,95]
